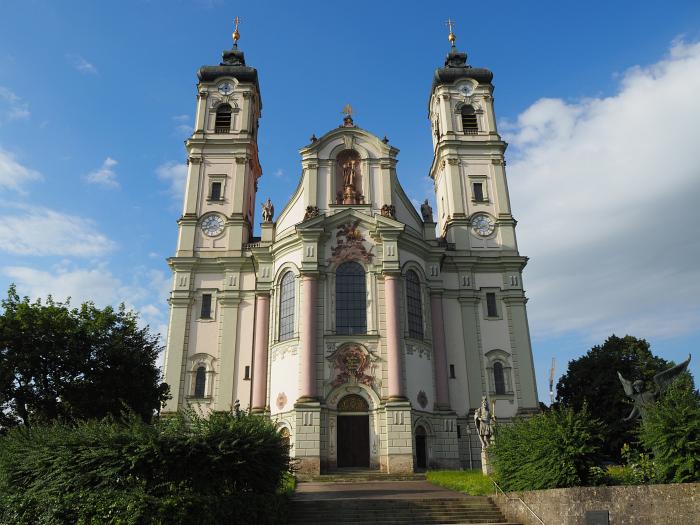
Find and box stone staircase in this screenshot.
[288,473,521,525]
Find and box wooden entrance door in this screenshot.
[337,415,369,468]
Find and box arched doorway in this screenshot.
[336,394,370,468]
[415,425,427,470]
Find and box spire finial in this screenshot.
[445,18,456,47]
[341,104,355,127]
[232,16,241,47]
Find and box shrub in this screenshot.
[490,405,604,491]
[638,378,700,483]
[0,409,292,524]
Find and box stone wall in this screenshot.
[494,483,700,525]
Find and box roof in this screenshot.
[197,46,261,108]
[429,48,493,102]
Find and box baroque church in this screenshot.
[162,25,539,474]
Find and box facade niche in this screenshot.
[335,149,365,205]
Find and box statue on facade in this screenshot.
[343,160,357,188]
[474,396,496,449]
[618,354,691,421]
[261,198,274,222]
[421,199,433,222]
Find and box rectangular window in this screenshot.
[200,294,212,319]
[457,425,461,439]
[486,292,498,318]
[210,181,222,200]
[449,364,456,379]
[473,182,484,202]
[244,365,250,380]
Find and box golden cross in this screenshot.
[445,18,457,47]
[232,16,241,45]
[342,103,353,117]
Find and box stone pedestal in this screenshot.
[294,402,321,475]
[385,401,414,474]
[481,448,493,476]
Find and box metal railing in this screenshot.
[491,478,545,525]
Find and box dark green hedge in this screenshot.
[490,405,604,491]
[0,410,291,524]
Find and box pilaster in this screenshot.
[251,293,270,413]
[162,294,193,412]
[214,291,241,411]
[459,295,484,411]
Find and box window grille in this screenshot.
[449,364,456,379]
[473,182,484,202]
[210,181,222,200]
[201,294,212,319]
[278,272,295,341]
[461,105,478,134]
[486,292,498,317]
[494,361,506,394]
[214,104,232,133]
[194,366,206,397]
[405,270,424,339]
[335,262,366,335]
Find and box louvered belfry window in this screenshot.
[215,104,232,133]
[336,262,366,335]
[494,362,506,394]
[461,105,478,134]
[405,270,424,339]
[278,272,295,341]
[194,366,206,397]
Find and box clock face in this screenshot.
[460,84,473,96]
[218,82,234,95]
[201,214,225,237]
[472,214,495,237]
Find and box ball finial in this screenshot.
[232,16,241,46]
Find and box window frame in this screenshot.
[200,293,213,319]
[483,290,502,320]
[493,361,506,395]
[405,270,424,340]
[460,105,479,134]
[214,104,232,133]
[335,261,367,335]
[194,366,207,397]
[278,271,296,342]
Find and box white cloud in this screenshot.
[172,114,192,135]
[505,39,700,341]
[0,148,42,192]
[66,54,98,75]
[0,204,116,256]
[156,161,187,200]
[0,86,29,122]
[84,157,119,188]
[2,263,170,340]
[274,168,285,178]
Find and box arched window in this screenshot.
[279,272,295,341]
[461,105,478,134]
[215,104,232,133]
[336,262,366,335]
[405,270,423,339]
[494,361,506,395]
[279,427,290,448]
[194,366,206,397]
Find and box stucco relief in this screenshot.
[329,221,373,264]
[328,344,378,388]
[271,344,298,361]
[406,343,432,360]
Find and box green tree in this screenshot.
[638,376,700,483]
[0,285,169,430]
[555,335,670,459]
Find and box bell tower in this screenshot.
[176,20,262,258]
[428,23,518,254]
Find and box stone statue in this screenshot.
[618,354,691,421]
[343,160,357,188]
[261,198,274,222]
[421,199,433,222]
[474,396,496,449]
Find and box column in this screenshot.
[298,274,317,402]
[251,293,270,413]
[162,295,191,412]
[430,292,451,409]
[384,273,405,400]
[214,292,241,411]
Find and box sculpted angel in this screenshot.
[617,354,691,421]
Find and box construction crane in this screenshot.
[548,357,556,404]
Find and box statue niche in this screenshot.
[336,150,365,205]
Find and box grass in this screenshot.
[426,470,494,496]
[279,472,297,496]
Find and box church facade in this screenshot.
[162,30,539,474]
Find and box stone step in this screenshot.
[298,473,428,482]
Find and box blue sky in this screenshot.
[1,0,699,401]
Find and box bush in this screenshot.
[0,409,292,524]
[638,378,700,483]
[426,470,493,496]
[490,405,604,491]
